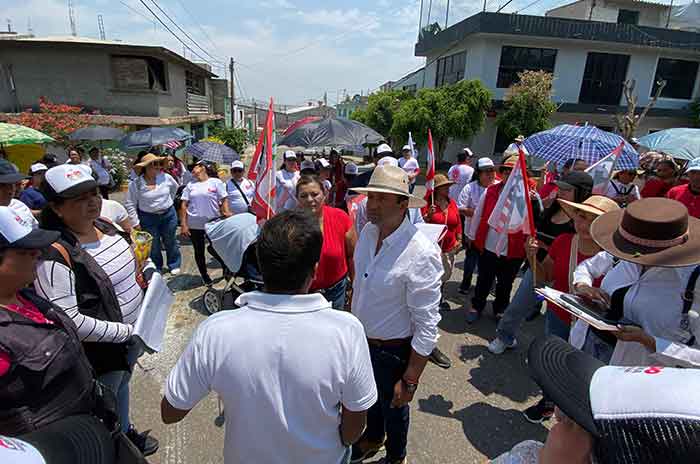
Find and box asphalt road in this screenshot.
[125,186,551,464]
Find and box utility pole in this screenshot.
[445,0,450,28]
[98,14,105,40]
[483,0,488,12]
[229,58,235,104]
[68,0,77,36]
[418,0,424,34]
[666,0,674,28]
[427,0,433,25]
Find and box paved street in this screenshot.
[126,188,551,464]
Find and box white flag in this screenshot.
[488,149,535,240]
[585,141,624,195]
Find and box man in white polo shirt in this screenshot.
[398,145,420,194]
[350,165,443,464]
[161,209,377,464]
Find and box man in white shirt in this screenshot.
[350,165,443,464]
[398,145,420,194]
[447,148,475,201]
[505,135,528,158]
[88,147,112,199]
[0,159,37,229]
[226,160,255,215]
[162,209,377,464]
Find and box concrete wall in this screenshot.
[546,1,591,20]
[546,0,668,27]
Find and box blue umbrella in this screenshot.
[523,124,639,170]
[120,127,192,150]
[637,128,700,161]
[185,142,239,165]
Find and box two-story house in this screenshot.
[410,5,700,159]
[0,35,225,140]
[336,94,369,118]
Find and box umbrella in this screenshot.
[0,123,54,146]
[636,128,700,161]
[120,127,192,150]
[277,117,384,150]
[283,116,321,136]
[523,124,638,170]
[185,142,239,165]
[69,125,125,142]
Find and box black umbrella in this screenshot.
[120,127,192,150]
[68,125,125,141]
[277,117,384,150]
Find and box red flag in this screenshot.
[250,98,276,222]
[425,129,436,197]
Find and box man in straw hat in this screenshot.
[572,197,700,367]
[349,165,443,464]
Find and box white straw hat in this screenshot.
[351,165,426,208]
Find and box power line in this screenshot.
[173,0,223,57]
[119,0,156,24]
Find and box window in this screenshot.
[579,52,630,105]
[111,55,167,91]
[617,9,639,25]
[402,84,417,94]
[186,70,206,96]
[435,51,466,87]
[652,58,699,100]
[497,46,557,88]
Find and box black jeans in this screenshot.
[189,228,227,282]
[471,250,523,316]
[361,343,411,461]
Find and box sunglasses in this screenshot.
[499,166,514,173]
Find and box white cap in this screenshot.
[377,156,399,168]
[0,435,46,464]
[402,145,412,152]
[30,163,48,174]
[463,147,474,157]
[300,160,316,171]
[0,206,59,249]
[376,143,393,155]
[43,164,97,200]
[687,157,700,173]
[231,160,244,170]
[318,158,330,168]
[345,163,358,175]
[477,157,495,169]
[284,150,297,160]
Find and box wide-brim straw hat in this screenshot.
[590,197,700,267]
[433,173,455,190]
[351,165,427,208]
[558,195,619,220]
[501,155,519,168]
[134,153,166,173]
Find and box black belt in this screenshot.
[367,337,411,348]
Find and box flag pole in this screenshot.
[518,148,538,286]
[266,98,275,220]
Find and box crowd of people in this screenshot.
[1,136,700,464]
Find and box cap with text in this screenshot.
[477,157,495,169]
[300,160,316,171]
[284,150,297,160]
[0,206,59,250]
[30,163,48,174]
[231,160,245,170]
[41,164,97,201]
[376,144,393,155]
[402,145,412,152]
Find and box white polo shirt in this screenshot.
[165,291,377,464]
[398,157,419,185]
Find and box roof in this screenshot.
[0,113,223,127]
[416,11,700,56]
[0,35,217,77]
[547,0,672,14]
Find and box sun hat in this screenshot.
[515,135,526,142]
[558,195,619,220]
[300,160,316,171]
[529,336,700,463]
[231,160,244,170]
[500,155,519,169]
[351,165,426,208]
[0,159,28,184]
[318,158,330,169]
[344,163,358,175]
[686,157,700,173]
[377,156,399,168]
[376,143,393,156]
[477,157,495,170]
[433,173,455,190]
[30,163,48,175]
[41,164,97,201]
[284,150,297,160]
[590,197,700,267]
[134,153,165,173]
[0,206,59,250]
[556,171,593,191]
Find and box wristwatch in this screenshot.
[402,378,419,394]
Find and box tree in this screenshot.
[5,97,101,143]
[210,126,248,153]
[614,79,666,141]
[391,79,492,161]
[496,70,557,141]
[350,90,411,145]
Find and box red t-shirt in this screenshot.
[667,184,700,218]
[547,233,603,325]
[641,178,677,198]
[421,200,462,253]
[0,294,54,377]
[310,205,353,290]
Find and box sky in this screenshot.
[5,0,622,106]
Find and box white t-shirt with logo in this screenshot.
[226,178,255,215]
[447,163,474,201]
[181,178,228,230]
[9,198,38,229]
[398,157,419,185]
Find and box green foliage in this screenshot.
[350,90,412,144]
[210,126,247,153]
[496,70,557,141]
[391,80,492,160]
[691,99,700,128]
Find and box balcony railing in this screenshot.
[187,92,210,115]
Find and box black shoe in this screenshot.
[126,426,159,457]
[523,399,554,424]
[439,301,451,311]
[429,347,451,369]
[350,438,385,463]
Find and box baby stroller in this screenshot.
[202,213,263,315]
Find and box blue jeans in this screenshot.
[460,247,479,290]
[545,309,571,341]
[98,341,144,433]
[495,268,540,345]
[361,343,411,461]
[138,206,181,272]
[318,277,347,310]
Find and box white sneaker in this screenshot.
[488,337,517,355]
[170,268,181,275]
